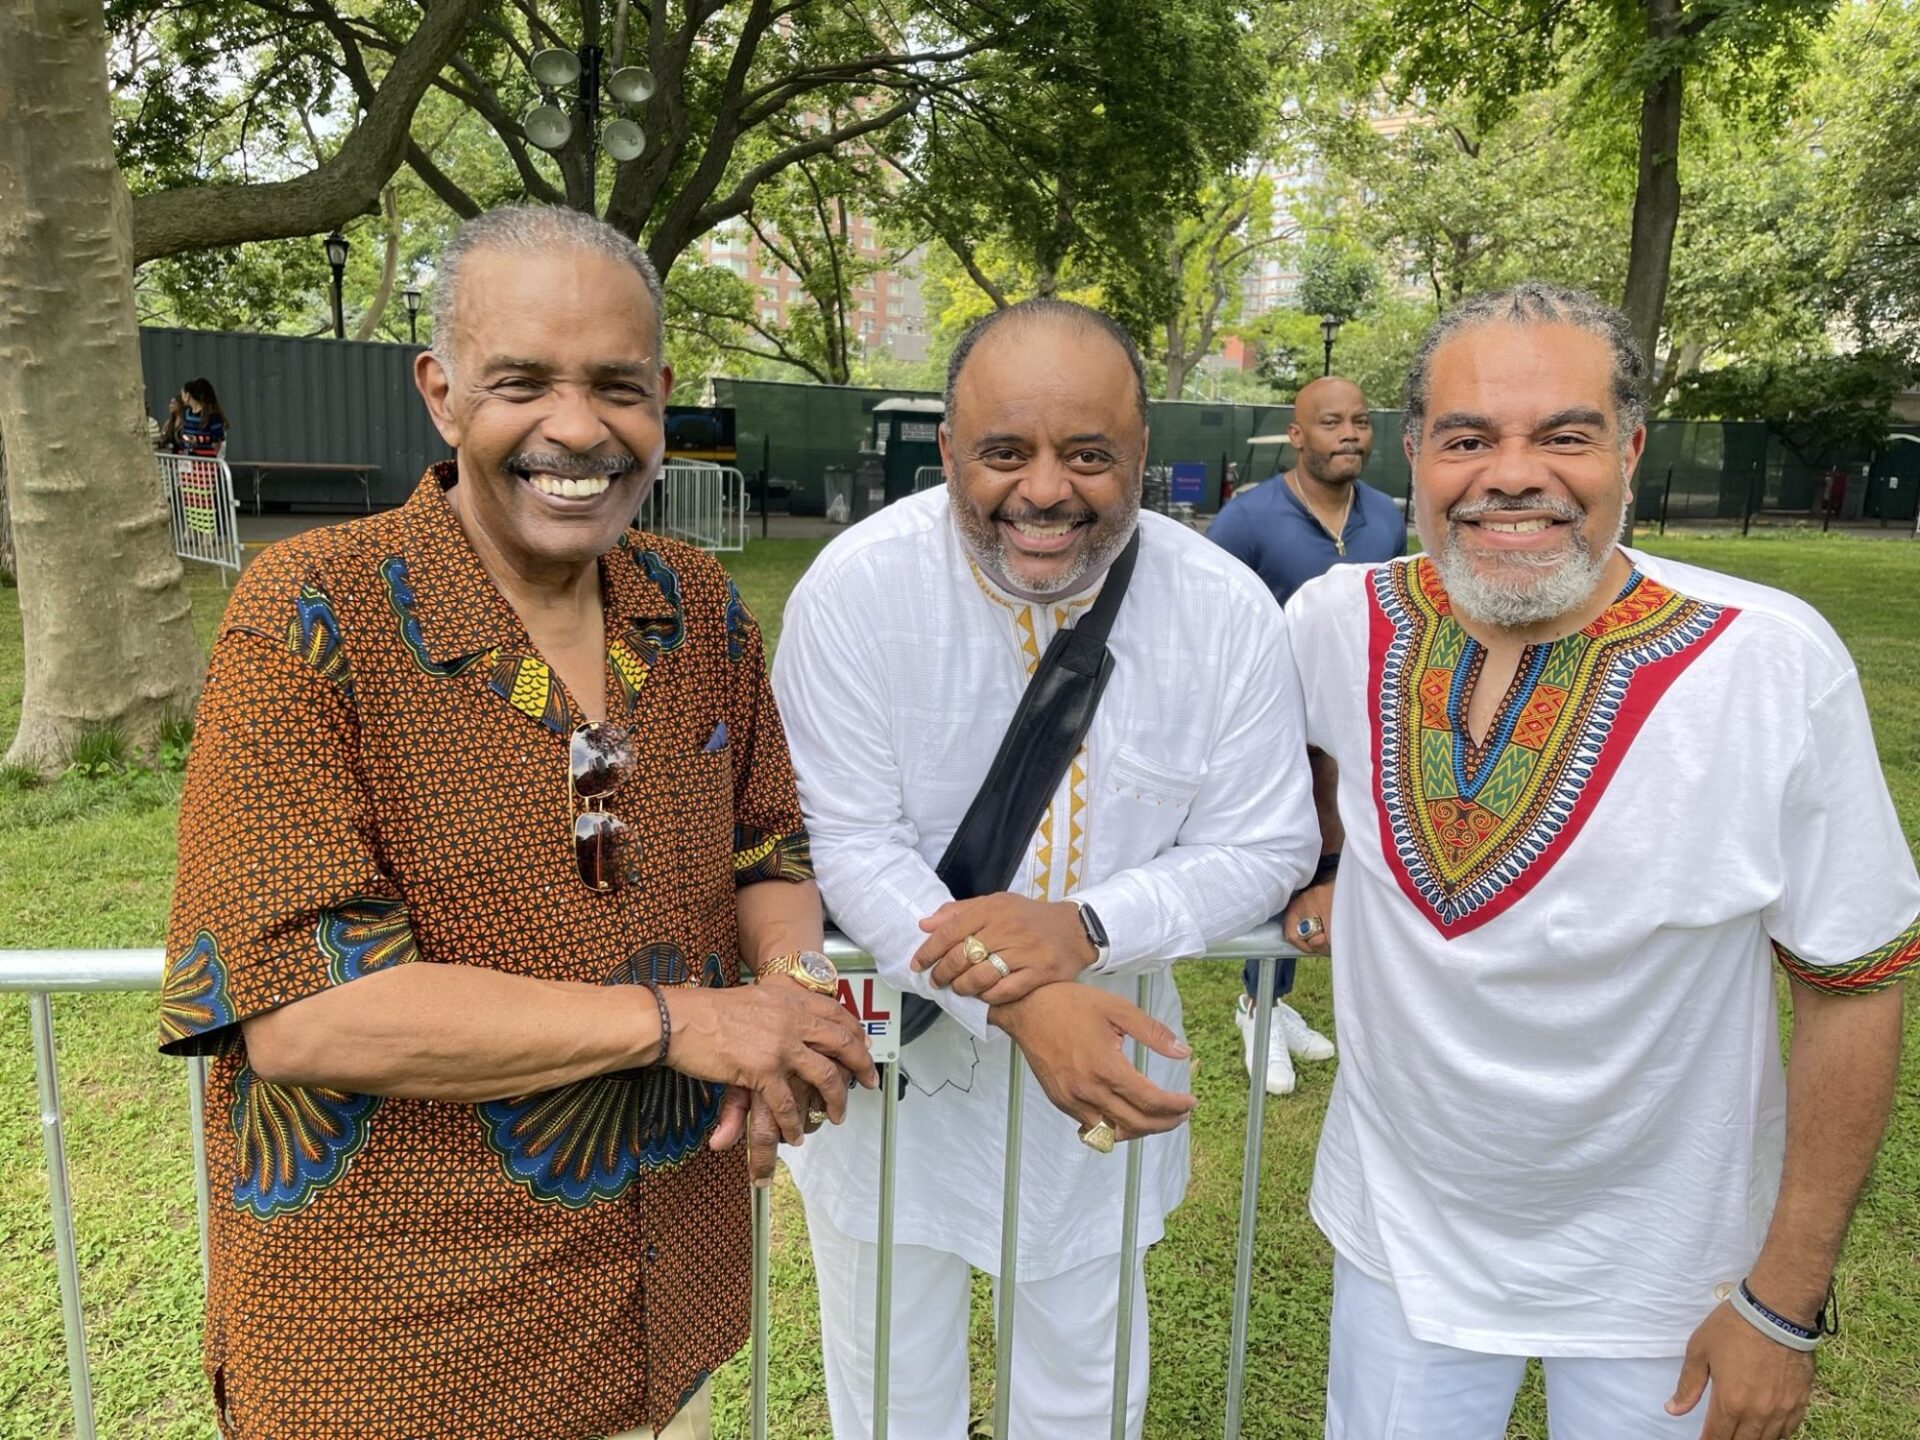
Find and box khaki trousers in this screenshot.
[608,1378,712,1440]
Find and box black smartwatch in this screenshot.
[1075,901,1109,958]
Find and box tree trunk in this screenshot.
[1164,318,1191,400]
[0,426,15,585]
[354,187,401,341]
[0,0,205,770]
[1622,0,1684,376]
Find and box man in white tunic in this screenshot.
[773,300,1319,1439]
[1286,282,1918,1439]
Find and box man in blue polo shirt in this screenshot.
[1208,375,1404,1094]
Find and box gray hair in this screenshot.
[1403,282,1647,451]
[944,298,1149,426]
[428,204,665,375]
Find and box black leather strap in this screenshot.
[899,529,1141,1046]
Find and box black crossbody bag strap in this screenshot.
[898,529,1141,1047]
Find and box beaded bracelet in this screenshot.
[642,981,672,1066]
[1728,1280,1834,1353]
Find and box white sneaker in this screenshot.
[1235,995,1296,1096]
[1273,1000,1336,1062]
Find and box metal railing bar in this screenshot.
[751,1184,771,1440]
[1223,954,1279,1440]
[871,1057,900,1440]
[990,1044,1026,1440]
[0,948,166,991]
[187,1056,211,1283]
[30,993,98,1440]
[0,926,1298,992]
[1110,972,1152,1439]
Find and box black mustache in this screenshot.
[508,451,636,478]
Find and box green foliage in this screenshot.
[64,724,130,780]
[1672,348,1916,465]
[897,0,1266,335]
[1818,0,1920,362]
[0,760,41,792]
[157,713,194,773]
[1296,237,1380,322]
[1326,88,1630,311]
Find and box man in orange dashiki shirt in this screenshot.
[159,204,875,1440]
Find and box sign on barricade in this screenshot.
[156,451,244,581]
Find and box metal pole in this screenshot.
[760,434,772,540]
[329,267,345,341]
[1110,975,1152,1440]
[1223,956,1279,1440]
[1322,338,1333,378]
[751,1182,770,1440]
[30,993,97,1440]
[991,1046,1026,1439]
[872,1060,900,1439]
[581,44,603,216]
[1742,461,1761,536]
[187,1055,212,1282]
[1659,465,1674,536]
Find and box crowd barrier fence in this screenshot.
[3,928,1302,1440]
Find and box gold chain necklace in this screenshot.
[1288,472,1355,556]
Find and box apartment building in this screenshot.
[695,216,930,363]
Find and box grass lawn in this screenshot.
[2,530,1917,1439]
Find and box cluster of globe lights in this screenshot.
[523,47,655,162]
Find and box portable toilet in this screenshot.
[871,397,947,503]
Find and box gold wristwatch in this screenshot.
[758,949,839,995]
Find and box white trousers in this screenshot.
[808,1209,1148,1440]
[1326,1255,1708,1440]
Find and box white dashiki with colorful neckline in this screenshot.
[1286,549,1920,1357]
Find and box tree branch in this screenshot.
[131,0,484,263]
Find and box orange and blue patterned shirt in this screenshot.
[159,463,811,1439]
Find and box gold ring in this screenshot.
[987,952,1011,979]
[806,1109,828,1130]
[1077,1118,1117,1153]
[1295,916,1325,940]
[962,934,990,966]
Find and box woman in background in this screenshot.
[174,378,227,455]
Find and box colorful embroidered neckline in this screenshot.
[1368,556,1734,936]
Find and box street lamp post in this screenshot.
[403,285,422,344]
[523,46,654,214]
[1320,313,1342,378]
[324,230,350,340]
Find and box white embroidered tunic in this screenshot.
[773,488,1319,1279]
[1288,550,1920,1356]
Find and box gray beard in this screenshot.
[947,480,1140,601]
[1432,524,1616,629]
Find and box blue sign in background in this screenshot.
[1171,462,1207,506]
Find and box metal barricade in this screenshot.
[4,927,1302,1440]
[912,465,945,494]
[636,462,750,553]
[156,451,244,583]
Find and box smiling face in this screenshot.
[1289,377,1372,487]
[1408,321,1645,631]
[414,244,673,584]
[939,317,1144,601]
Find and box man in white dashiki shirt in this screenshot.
[773,299,1320,1439]
[1285,282,1918,1439]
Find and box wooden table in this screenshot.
[242,460,380,514]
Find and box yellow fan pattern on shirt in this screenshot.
[966,562,1095,903]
